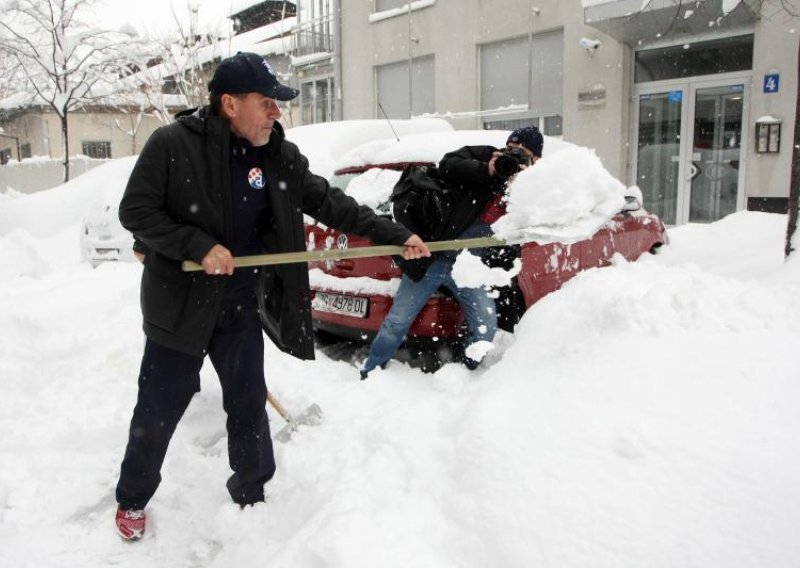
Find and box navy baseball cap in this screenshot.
[208,52,299,101]
[507,126,544,157]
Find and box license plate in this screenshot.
[312,292,368,318]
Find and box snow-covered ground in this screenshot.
[2,169,800,565]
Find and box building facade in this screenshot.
[291,0,342,124]
[0,0,297,180]
[331,0,797,225]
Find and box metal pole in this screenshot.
[332,0,343,120]
[408,2,413,119]
[528,0,533,120]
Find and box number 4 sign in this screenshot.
[764,73,780,94]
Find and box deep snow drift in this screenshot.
[1,178,799,566]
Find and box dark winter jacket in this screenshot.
[398,145,506,280]
[119,107,412,359]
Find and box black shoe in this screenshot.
[464,358,480,371]
[359,370,369,380]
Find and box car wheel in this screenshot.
[312,329,368,364]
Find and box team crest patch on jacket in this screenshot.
[248,168,266,189]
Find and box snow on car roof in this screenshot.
[285,118,454,179]
[333,130,509,171]
[333,130,574,171]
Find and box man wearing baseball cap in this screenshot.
[114,52,430,540]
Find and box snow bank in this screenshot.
[451,251,521,288]
[1,119,799,568]
[0,157,136,237]
[492,146,628,244]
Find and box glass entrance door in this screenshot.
[688,85,744,222]
[633,77,748,225]
[635,91,684,225]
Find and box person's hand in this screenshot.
[402,234,431,260]
[134,251,145,264]
[201,244,234,276]
[488,150,503,177]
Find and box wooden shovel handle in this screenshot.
[181,236,507,272]
[266,391,293,423]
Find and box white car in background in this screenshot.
[79,158,137,267]
[81,195,136,267]
[79,118,454,267]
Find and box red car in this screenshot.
[305,131,668,349]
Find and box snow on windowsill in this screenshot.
[369,0,436,24]
[291,52,334,67]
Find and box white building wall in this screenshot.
[339,0,797,209]
[746,12,798,202]
[340,0,632,178]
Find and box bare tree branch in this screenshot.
[0,0,140,181]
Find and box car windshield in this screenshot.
[329,172,359,193]
[330,169,400,214]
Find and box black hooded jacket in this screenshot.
[119,107,412,359]
[397,145,505,280]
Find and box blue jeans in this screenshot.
[362,226,498,374]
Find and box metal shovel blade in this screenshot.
[274,403,324,443]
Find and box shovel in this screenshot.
[266,391,323,443]
[181,236,507,271]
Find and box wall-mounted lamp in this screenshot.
[755,116,781,154]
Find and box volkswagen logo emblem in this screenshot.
[337,234,349,250]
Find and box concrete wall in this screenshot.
[338,0,797,207]
[0,110,169,193]
[1,110,168,161]
[745,12,798,200]
[0,156,106,194]
[339,0,632,178]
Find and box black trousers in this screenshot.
[116,299,275,509]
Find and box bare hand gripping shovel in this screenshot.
[267,391,323,443]
[181,236,507,271]
[186,238,506,443]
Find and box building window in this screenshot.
[480,30,563,131]
[296,0,333,55]
[375,55,434,119]
[301,76,334,124]
[0,148,11,165]
[635,34,753,83]
[484,115,562,137]
[82,141,112,159]
[20,143,31,159]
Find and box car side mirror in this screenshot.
[622,195,641,213]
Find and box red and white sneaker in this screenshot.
[115,506,146,541]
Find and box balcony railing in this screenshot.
[294,14,334,57]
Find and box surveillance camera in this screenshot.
[579,37,601,50]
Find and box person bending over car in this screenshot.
[359,126,543,379]
[113,52,429,541]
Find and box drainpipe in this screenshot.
[408,2,412,118]
[333,0,343,120]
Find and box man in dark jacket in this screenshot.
[113,52,429,541]
[359,126,543,379]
